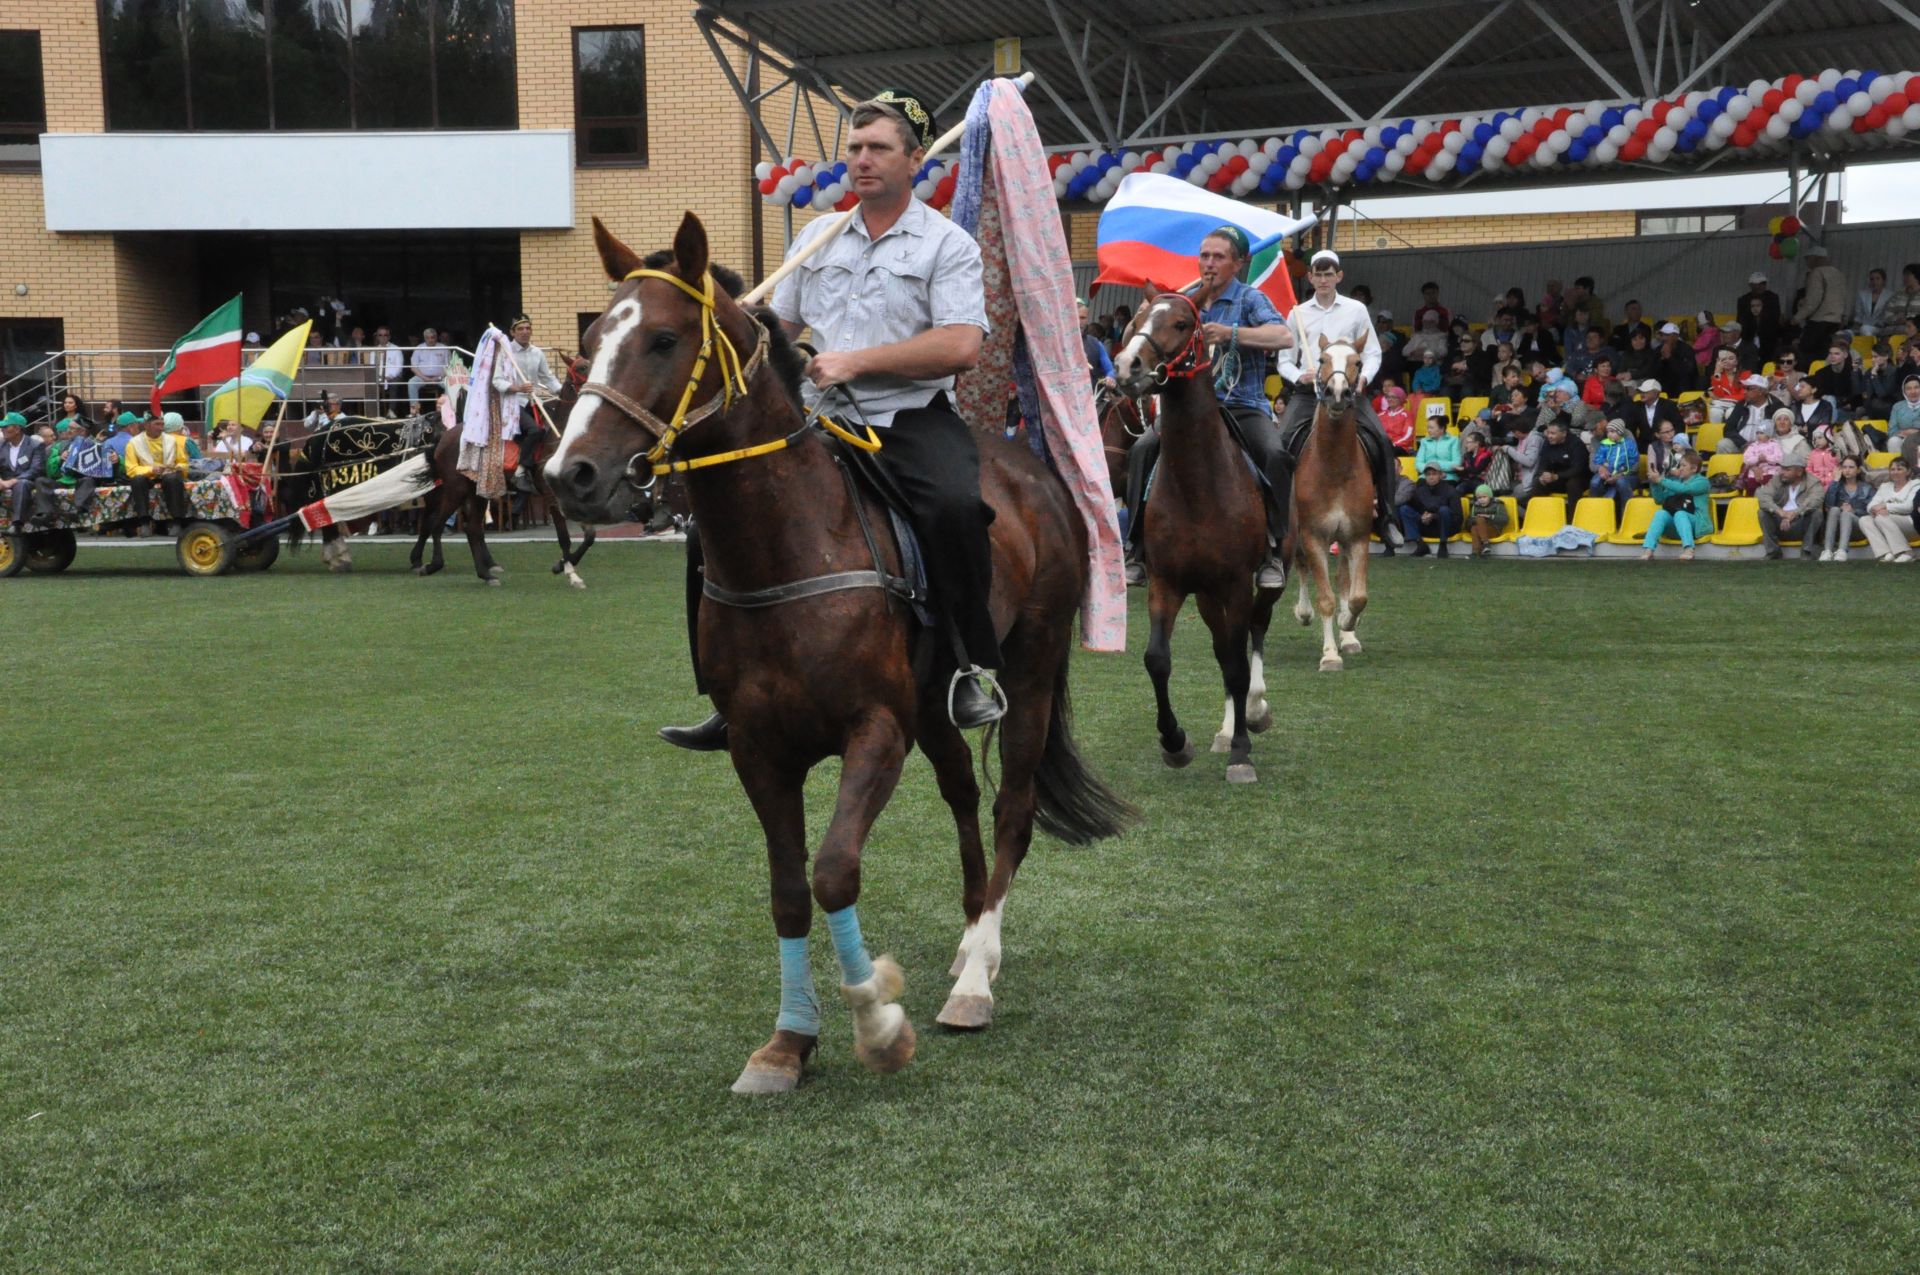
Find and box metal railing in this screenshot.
[0,343,571,422]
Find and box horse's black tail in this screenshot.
[1031,660,1137,846]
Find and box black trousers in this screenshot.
[1797,321,1840,366]
[684,394,1002,696]
[129,472,189,522]
[1124,402,1291,555]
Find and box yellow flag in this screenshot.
[205,321,313,429]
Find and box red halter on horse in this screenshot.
[1113,290,1279,784]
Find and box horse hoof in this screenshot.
[1211,732,1232,754]
[1162,742,1195,768]
[1248,707,1273,733]
[1339,637,1363,655]
[855,1014,917,1074]
[486,577,502,588]
[568,576,587,590]
[936,993,994,1030]
[487,565,505,579]
[1319,656,1343,672]
[730,1033,813,1095]
[731,1060,802,1095]
[412,566,426,576]
[1226,763,1257,784]
[1295,611,1312,627]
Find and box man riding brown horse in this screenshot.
[660,88,1005,751]
[1120,226,1297,590]
[1273,249,1402,548]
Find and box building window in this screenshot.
[0,31,44,170]
[574,26,646,167]
[1638,212,1738,237]
[96,0,516,132]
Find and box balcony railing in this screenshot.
[0,344,570,423]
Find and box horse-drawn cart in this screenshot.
[0,473,278,578]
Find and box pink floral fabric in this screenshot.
[972,80,1126,651]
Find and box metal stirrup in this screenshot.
[947,665,1009,728]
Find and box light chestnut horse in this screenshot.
[1290,337,1373,671]
[1113,291,1278,784]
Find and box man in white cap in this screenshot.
[1631,378,1682,448]
[1792,241,1848,365]
[1736,271,1781,355]
[1271,248,1402,546]
[1653,321,1694,392]
[1721,373,1783,453]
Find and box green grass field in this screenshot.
[3,542,1914,1272]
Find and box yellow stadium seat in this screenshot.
[1518,495,1568,538]
[1808,359,1827,375]
[1676,389,1705,403]
[1572,497,1617,540]
[1713,313,1733,327]
[1398,456,1417,481]
[1265,373,1282,400]
[1705,453,1744,495]
[1693,420,1725,452]
[1456,395,1490,421]
[1853,334,1874,356]
[1492,496,1520,542]
[1762,361,1776,375]
[1865,451,1899,474]
[1711,497,1763,546]
[1418,397,1452,424]
[1609,496,1657,544]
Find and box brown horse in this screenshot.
[1113,292,1278,784]
[544,213,1133,1094]
[408,380,598,587]
[1096,382,1151,500]
[1289,337,1373,671]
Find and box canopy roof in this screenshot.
[698,0,1920,185]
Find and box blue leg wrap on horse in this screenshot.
[825,906,875,986]
[775,935,820,1036]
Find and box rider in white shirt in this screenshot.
[1274,249,1403,545]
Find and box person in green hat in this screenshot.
[105,410,142,468]
[1,411,54,527]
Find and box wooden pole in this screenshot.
[739,72,1035,307]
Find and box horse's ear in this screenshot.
[592,216,643,283]
[673,212,710,283]
[1317,334,1329,353]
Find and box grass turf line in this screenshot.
[2,542,1914,1272]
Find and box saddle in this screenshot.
[1278,405,1391,476]
[830,436,934,632]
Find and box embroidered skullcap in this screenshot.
[1311,248,1341,269]
[511,314,532,328]
[1206,225,1252,259]
[867,88,936,149]
[162,412,184,429]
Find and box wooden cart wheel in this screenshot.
[176,520,236,577]
[25,528,78,573]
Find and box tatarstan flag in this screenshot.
[151,295,242,416]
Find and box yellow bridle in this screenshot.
[577,267,880,479]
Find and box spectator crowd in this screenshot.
[1081,246,1920,562]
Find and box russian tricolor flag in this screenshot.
[1094,173,1319,315]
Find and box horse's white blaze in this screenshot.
[550,295,643,472]
[949,901,1004,1001]
[1115,331,1151,382]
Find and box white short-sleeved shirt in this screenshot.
[1277,292,1381,387]
[772,198,990,426]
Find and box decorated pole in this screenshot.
[741,71,1036,307]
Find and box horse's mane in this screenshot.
[639,250,807,409]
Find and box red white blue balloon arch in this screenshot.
[757,68,1920,211]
